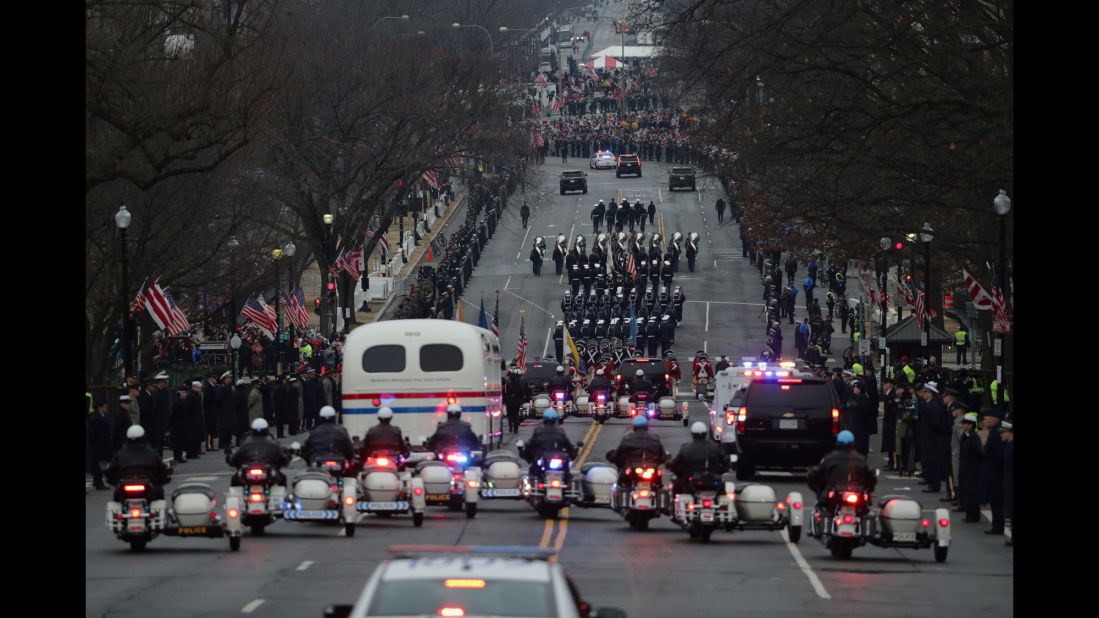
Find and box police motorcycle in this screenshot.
[356,446,428,528]
[808,483,952,561]
[278,443,360,537]
[610,452,668,530]
[106,428,243,552]
[413,441,482,520]
[671,474,804,543]
[478,445,527,502]
[626,369,659,420]
[518,440,585,519]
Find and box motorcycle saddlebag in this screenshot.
[171,483,217,527]
[734,484,778,521]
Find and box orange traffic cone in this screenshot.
[426,245,434,262]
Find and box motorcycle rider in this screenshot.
[228,418,290,489]
[807,430,877,517]
[606,415,667,481]
[520,409,578,478]
[426,404,481,454]
[301,406,356,472]
[669,422,729,493]
[629,369,654,402]
[548,365,573,398]
[107,425,172,501]
[589,368,613,396]
[362,406,411,459]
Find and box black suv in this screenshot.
[616,154,641,178]
[668,167,696,191]
[560,170,588,195]
[733,376,840,480]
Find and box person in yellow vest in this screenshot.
[901,358,916,385]
[852,360,864,377]
[990,378,1010,412]
[954,326,969,365]
[300,340,313,365]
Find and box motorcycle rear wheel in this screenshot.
[412,512,425,527]
[129,539,147,552]
[934,545,948,563]
[250,524,266,536]
[229,536,241,551]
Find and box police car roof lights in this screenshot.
[387,545,556,560]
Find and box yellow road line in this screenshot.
[575,422,604,466]
[539,420,597,551]
[658,212,665,238]
[549,511,569,563]
[537,518,555,548]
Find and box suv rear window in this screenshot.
[562,171,583,178]
[672,167,693,174]
[619,361,661,375]
[745,382,834,409]
[362,345,406,373]
[620,155,639,162]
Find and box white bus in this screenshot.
[340,320,504,452]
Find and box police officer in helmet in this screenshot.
[301,406,356,472]
[606,415,667,482]
[426,404,481,454]
[362,406,411,458]
[107,425,172,501]
[669,422,729,492]
[548,365,572,394]
[807,430,877,513]
[228,418,290,488]
[519,409,578,478]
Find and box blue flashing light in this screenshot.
[548,458,563,470]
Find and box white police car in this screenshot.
[325,546,628,618]
[589,150,616,170]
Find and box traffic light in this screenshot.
[894,241,904,251]
[314,298,322,314]
[326,281,337,304]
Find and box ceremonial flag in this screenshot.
[962,268,995,310]
[625,252,637,279]
[330,246,347,276]
[129,279,148,316]
[378,233,390,262]
[867,287,878,308]
[534,74,549,88]
[162,288,191,335]
[492,292,500,338]
[478,294,489,330]
[563,322,583,372]
[141,280,175,333]
[898,274,915,307]
[342,242,363,280]
[516,311,528,371]
[241,296,276,340]
[628,305,638,342]
[991,285,1011,333]
[915,291,928,326]
[281,287,310,330]
[421,170,441,190]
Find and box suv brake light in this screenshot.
[736,407,747,432]
[832,408,840,434]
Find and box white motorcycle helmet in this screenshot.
[690,422,708,436]
[377,407,394,421]
[126,425,146,440]
[635,369,644,377]
[251,418,269,433]
[319,406,337,420]
[596,369,605,376]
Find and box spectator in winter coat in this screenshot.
[247,380,264,427]
[185,381,204,459]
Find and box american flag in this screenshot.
[962,268,995,310]
[515,311,527,371]
[991,284,1011,333]
[162,288,191,335]
[342,242,363,280]
[140,281,180,334]
[914,290,939,326]
[898,274,915,307]
[129,279,148,316]
[534,74,549,88]
[241,296,277,340]
[531,102,541,117]
[330,247,347,276]
[378,232,390,262]
[421,170,441,190]
[867,287,877,307]
[491,292,500,338]
[281,287,310,330]
[625,252,637,279]
[552,96,562,112]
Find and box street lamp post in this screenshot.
[284,241,297,341]
[230,333,241,376]
[993,189,1012,407]
[323,213,334,334]
[879,237,890,367]
[272,248,283,370]
[453,22,495,55]
[373,14,410,29]
[918,223,934,360]
[227,235,239,334]
[116,205,133,378]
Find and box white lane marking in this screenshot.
[241,599,266,613]
[714,259,717,268]
[705,302,710,332]
[543,327,552,358]
[183,476,219,482]
[703,340,707,354]
[558,221,576,285]
[657,188,663,203]
[516,223,534,260]
[505,276,512,290]
[781,528,831,600]
[685,300,764,307]
[296,560,314,571]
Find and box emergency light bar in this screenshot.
[387,545,555,560]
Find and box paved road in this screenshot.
[86,6,1012,617]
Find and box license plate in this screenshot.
[426,493,451,501]
[363,502,402,510]
[547,489,563,501]
[701,510,714,522]
[127,521,146,532]
[484,488,521,497]
[838,524,857,537]
[894,532,916,541]
[779,419,798,430]
[178,526,208,535]
[248,504,267,514]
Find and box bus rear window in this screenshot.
[420,344,464,372]
[362,345,406,373]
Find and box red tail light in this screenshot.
[228,508,239,518]
[550,480,561,488]
[249,493,265,503]
[324,461,338,467]
[439,608,465,617]
[725,410,736,425]
[842,514,854,524]
[921,518,930,528]
[793,502,803,510]
[123,484,146,493]
[843,492,860,505]
[209,512,218,519]
[776,502,785,510]
[736,406,747,432]
[345,496,355,506]
[376,458,389,466]
[641,468,655,480]
[687,503,696,510]
[939,518,950,527]
[639,489,651,498]
[129,508,142,518]
[701,499,713,508]
[832,408,840,434]
[248,468,264,477]
[413,487,424,496]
